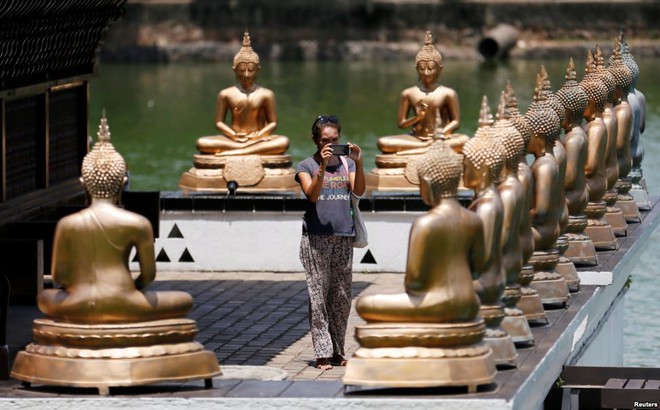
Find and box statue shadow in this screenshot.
[151,279,371,366]
[344,382,498,396]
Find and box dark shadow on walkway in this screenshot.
[151,280,371,366]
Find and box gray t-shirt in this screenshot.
[296,156,356,236]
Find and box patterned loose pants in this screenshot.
[299,233,353,359]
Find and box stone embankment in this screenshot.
[102,0,660,62]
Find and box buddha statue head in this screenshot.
[415,30,443,83]
[464,102,506,189]
[232,31,261,88]
[608,38,634,97]
[504,81,533,151]
[580,50,608,117]
[618,31,640,89]
[540,65,565,125]
[492,92,525,171]
[417,142,462,205]
[593,45,617,104]
[81,112,127,199]
[555,58,588,128]
[525,72,561,150]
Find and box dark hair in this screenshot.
[311,115,341,140]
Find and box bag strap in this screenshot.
[339,156,349,177]
[339,156,359,200]
[339,156,361,212]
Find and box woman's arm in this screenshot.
[348,143,366,196]
[298,145,332,202]
[297,169,325,203]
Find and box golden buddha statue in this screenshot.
[179,31,298,193]
[539,66,580,293]
[346,143,496,390]
[594,45,628,237]
[12,113,220,395]
[609,38,640,223]
[620,32,650,210]
[555,58,597,266]
[523,71,569,306]
[463,103,518,368]
[492,91,534,346]
[504,81,547,324]
[366,31,468,192]
[580,50,618,251]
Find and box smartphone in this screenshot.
[330,144,350,156]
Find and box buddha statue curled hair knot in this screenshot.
[618,31,639,87]
[593,46,617,102]
[492,93,525,170]
[474,95,494,139]
[417,143,462,199]
[504,81,533,148]
[525,73,561,144]
[233,31,260,68]
[415,30,443,68]
[81,115,126,199]
[555,58,588,126]
[463,136,505,184]
[608,38,633,96]
[540,65,565,124]
[580,51,608,114]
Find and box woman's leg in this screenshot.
[326,236,353,362]
[299,234,334,362]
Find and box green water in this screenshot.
[89,59,660,367]
[89,58,658,192]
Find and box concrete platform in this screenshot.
[0,199,657,409]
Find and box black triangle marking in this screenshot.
[179,248,195,262]
[156,248,171,262]
[132,252,139,262]
[360,249,377,264]
[168,224,184,238]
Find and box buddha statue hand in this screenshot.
[233,132,250,143]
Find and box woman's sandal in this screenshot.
[315,358,333,370]
[331,354,347,366]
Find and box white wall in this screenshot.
[131,211,420,272]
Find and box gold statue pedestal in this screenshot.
[605,206,628,236]
[629,170,651,210]
[11,318,221,396]
[603,190,628,237]
[179,154,299,194]
[584,202,619,251]
[630,183,651,211]
[365,154,423,193]
[556,257,580,293]
[529,250,570,307]
[564,215,598,266]
[344,320,496,391]
[500,285,534,345]
[517,264,548,324]
[480,304,518,368]
[555,236,580,293]
[616,179,641,223]
[502,307,534,346]
[604,188,627,236]
[617,198,641,223]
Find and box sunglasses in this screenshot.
[312,115,339,130]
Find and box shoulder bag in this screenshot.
[340,156,368,248]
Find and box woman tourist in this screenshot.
[295,115,365,370]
